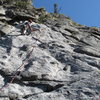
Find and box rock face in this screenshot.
[0,0,32,5]
[0,4,100,100]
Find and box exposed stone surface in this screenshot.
[0,3,100,100]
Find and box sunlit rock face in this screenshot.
[0,2,100,100]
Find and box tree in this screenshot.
[54,3,58,14]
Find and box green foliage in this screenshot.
[38,15,47,23]
[38,13,52,23]
[1,0,31,8]
[1,0,12,3]
[6,0,12,3]
[15,1,29,8]
[66,16,72,20]
[72,21,82,26]
[71,31,79,35]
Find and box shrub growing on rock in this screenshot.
[15,1,30,8]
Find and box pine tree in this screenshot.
[54,3,58,14]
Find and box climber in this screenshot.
[26,19,41,35]
[20,21,28,35]
[26,19,34,35]
[20,19,41,35]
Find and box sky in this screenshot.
[33,0,100,27]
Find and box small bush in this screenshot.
[72,22,82,26]
[1,0,13,4]
[38,14,50,23]
[38,15,46,23]
[66,16,72,20]
[15,1,29,8]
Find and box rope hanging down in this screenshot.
[0,27,43,92]
[0,46,35,91]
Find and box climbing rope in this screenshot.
[0,24,43,91]
[10,46,35,84]
[0,46,35,91]
[0,29,42,91]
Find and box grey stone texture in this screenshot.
[0,4,100,100]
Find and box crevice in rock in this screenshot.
[9,98,14,100]
[0,35,12,54]
[0,69,11,77]
[38,78,69,83]
[73,55,100,70]
[90,30,100,36]
[74,48,100,58]
[70,35,91,46]
[23,92,44,99]
[87,62,100,70]
[0,14,5,16]
[0,30,6,37]
[61,32,91,46]
[53,84,64,91]
[0,96,8,98]
[83,91,94,97]
[0,69,23,86]
[21,75,38,81]
[20,71,38,81]
[0,69,68,87]
[9,94,19,100]
[64,28,74,33]
[32,36,44,44]
[28,83,54,92]
[23,84,64,99]
[7,16,33,25]
[20,74,68,82]
[19,45,28,51]
[38,43,48,49]
[91,34,100,40]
